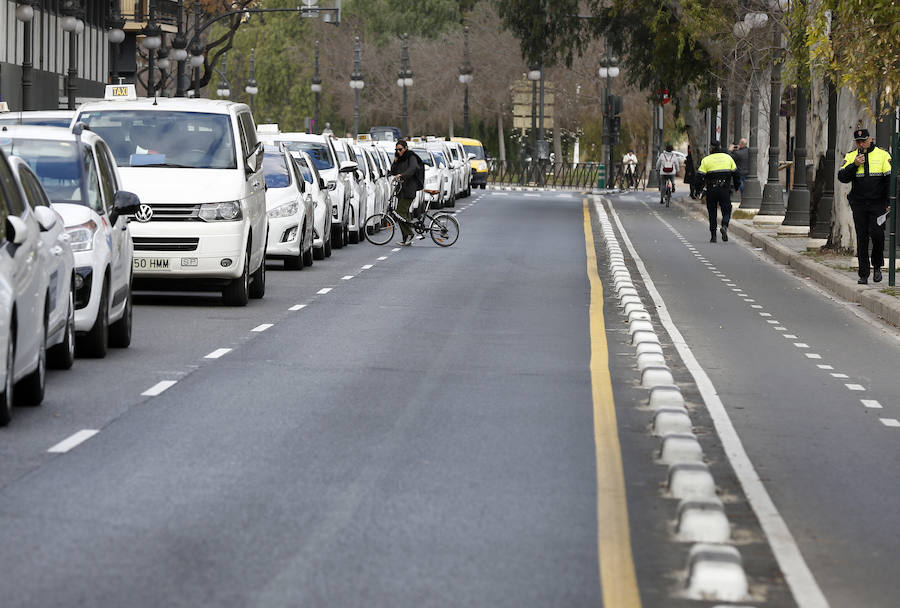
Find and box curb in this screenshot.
[673,195,900,328]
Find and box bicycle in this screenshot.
[662,177,673,207]
[364,180,460,247]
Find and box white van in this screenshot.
[75,86,267,306]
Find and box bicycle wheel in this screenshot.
[364,213,396,245]
[429,213,460,247]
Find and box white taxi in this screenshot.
[75,85,268,306]
[263,145,314,270]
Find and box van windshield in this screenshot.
[0,137,87,206]
[463,145,485,160]
[77,110,237,169]
[279,142,334,171]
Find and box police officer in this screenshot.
[695,140,740,242]
[837,127,891,284]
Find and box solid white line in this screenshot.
[861,399,883,409]
[289,304,306,311]
[141,380,177,397]
[879,418,900,427]
[845,384,866,391]
[341,275,354,280]
[317,287,332,294]
[48,429,99,453]
[205,348,232,359]
[252,324,273,332]
[603,197,829,608]
[377,256,388,261]
[361,264,373,270]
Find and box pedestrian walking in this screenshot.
[837,127,892,284]
[684,145,699,199]
[389,139,425,246]
[729,138,750,193]
[695,140,740,242]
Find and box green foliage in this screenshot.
[345,0,464,44]
[495,0,596,66]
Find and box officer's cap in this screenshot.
[853,128,870,140]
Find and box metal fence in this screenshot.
[486,160,648,190]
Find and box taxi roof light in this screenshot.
[104,84,138,101]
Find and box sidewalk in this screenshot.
[670,193,900,328]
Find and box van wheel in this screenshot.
[249,252,266,299]
[222,251,250,306]
[18,314,46,407]
[77,279,109,358]
[49,287,75,369]
[109,285,132,348]
[332,223,344,249]
[324,230,333,257]
[0,328,15,426]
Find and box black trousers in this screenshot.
[706,188,732,231]
[851,204,887,278]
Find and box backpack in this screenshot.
[661,153,675,175]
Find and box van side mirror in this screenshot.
[319,177,327,190]
[339,160,359,173]
[7,215,28,245]
[467,153,476,160]
[33,206,58,232]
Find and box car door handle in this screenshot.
[50,246,64,257]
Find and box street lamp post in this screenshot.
[527,64,540,165]
[245,47,259,111]
[349,37,365,138]
[61,0,84,111]
[397,33,413,137]
[311,41,322,133]
[107,3,126,83]
[598,55,619,188]
[215,53,231,99]
[733,10,768,211]
[15,1,36,111]
[458,26,473,138]
[142,0,163,97]
[172,0,188,97]
[757,28,786,222]
[780,80,810,234]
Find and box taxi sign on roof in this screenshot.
[0,102,9,112]
[257,123,280,133]
[356,133,371,141]
[105,84,137,100]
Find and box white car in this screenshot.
[76,87,267,307]
[288,150,333,260]
[0,125,140,358]
[445,140,471,202]
[264,133,351,250]
[409,147,441,213]
[333,138,366,244]
[8,157,76,370]
[424,141,456,208]
[0,110,75,128]
[0,149,54,422]
[352,144,385,221]
[263,145,314,270]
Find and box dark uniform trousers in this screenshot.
[851,203,886,278]
[706,187,732,232]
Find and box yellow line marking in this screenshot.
[583,197,642,608]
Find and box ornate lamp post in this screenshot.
[15,1,37,110]
[61,0,84,111]
[141,0,163,97]
[171,0,189,97]
[527,64,540,163]
[598,55,619,187]
[458,26,474,138]
[397,33,413,137]
[107,3,126,83]
[349,37,365,138]
[245,48,259,111]
[215,54,231,99]
[733,10,769,212]
[311,41,322,133]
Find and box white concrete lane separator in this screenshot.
[48,429,100,453]
[141,380,178,397]
[600,196,829,608]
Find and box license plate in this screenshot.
[133,257,170,271]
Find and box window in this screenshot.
[412,150,434,167]
[263,152,292,189]
[238,113,259,152]
[281,142,334,171]
[464,145,485,160]
[0,155,27,217]
[18,167,51,209]
[77,110,238,169]
[294,156,314,184]
[82,148,103,213]
[94,142,118,212]
[0,138,88,207]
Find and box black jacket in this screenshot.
[837,143,891,207]
[390,149,423,199]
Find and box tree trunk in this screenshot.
[675,84,705,158]
[498,113,506,162]
[553,126,562,162]
[830,89,868,250]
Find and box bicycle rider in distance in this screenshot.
[656,143,680,205]
[389,139,424,246]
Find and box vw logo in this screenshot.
[135,204,153,223]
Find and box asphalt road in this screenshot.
[2,186,891,607]
[610,190,900,608]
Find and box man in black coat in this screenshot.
[389,139,423,246]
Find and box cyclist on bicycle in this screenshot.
[622,150,638,189]
[656,143,680,205]
[389,139,424,246]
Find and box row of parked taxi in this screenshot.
[0,84,482,425]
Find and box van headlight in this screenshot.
[199,201,242,222]
[267,201,299,219]
[65,220,98,252]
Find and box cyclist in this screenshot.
[389,139,424,246]
[622,150,638,189]
[656,143,680,205]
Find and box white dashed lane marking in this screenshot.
[880,418,900,427]
[142,380,177,397]
[289,304,306,311]
[205,348,232,359]
[845,384,866,391]
[805,353,823,359]
[361,264,373,270]
[48,430,99,453]
[862,400,884,409]
[377,256,388,261]
[252,324,273,332]
[830,373,849,379]
[392,248,401,252]
[817,364,834,370]
[341,275,354,280]
[317,288,332,295]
